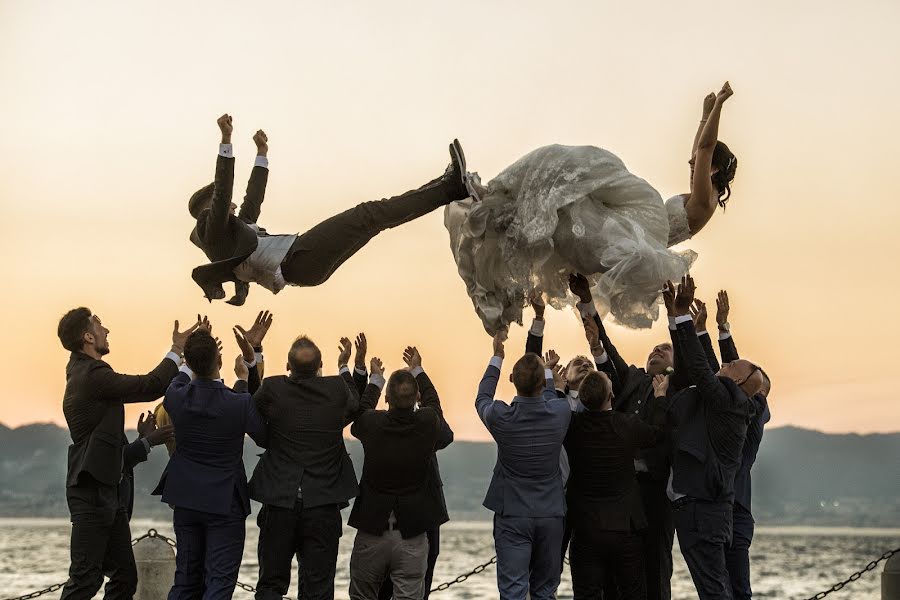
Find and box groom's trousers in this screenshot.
[282,175,459,287]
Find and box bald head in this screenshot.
[718,359,765,397]
[287,336,322,377]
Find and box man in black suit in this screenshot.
[188,114,478,304]
[348,347,448,600]
[692,292,772,600]
[564,367,668,600]
[57,307,197,600]
[568,273,678,600]
[661,277,763,600]
[249,335,379,600]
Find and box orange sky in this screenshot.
[2,0,899,439]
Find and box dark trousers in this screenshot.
[570,526,646,600]
[493,514,565,600]
[673,500,734,600]
[376,526,440,600]
[281,175,459,287]
[61,480,137,600]
[255,502,343,600]
[169,503,246,600]
[724,504,754,600]
[637,475,674,600]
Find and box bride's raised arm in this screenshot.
[691,92,716,158]
[685,81,733,234]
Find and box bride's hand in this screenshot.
[716,81,733,104]
[702,93,716,117]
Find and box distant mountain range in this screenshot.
[1,423,897,526]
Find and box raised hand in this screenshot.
[172,318,204,355]
[652,374,670,398]
[493,330,507,359]
[568,273,592,304]
[662,281,677,317]
[403,346,422,370]
[253,129,268,157]
[354,333,368,370]
[552,364,567,390]
[236,311,273,349]
[217,113,233,143]
[529,291,546,320]
[234,355,249,381]
[145,423,175,448]
[702,92,716,117]
[690,299,708,332]
[674,275,696,316]
[370,357,384,377]
[583,317,603,355]
[716,290,730,329]
[716,81,733,104]
[233,327,255,363]
[136,411,156,439]
[544,349,560,370]
[337,337,352,368]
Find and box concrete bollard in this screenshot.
[134,530,176,600]
[884,552,900,600]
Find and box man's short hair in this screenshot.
[579,371,612,409]
[188,183,215,219]
[386,370,419,409]
[512,353,545,396]
[58,307,93,352]
[183,330,219,378]
[288,336,321,377]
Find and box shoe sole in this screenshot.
[451,139,481,202]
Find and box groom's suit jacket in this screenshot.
[190,154,269,297]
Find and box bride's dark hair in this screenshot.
[711,141,737,208]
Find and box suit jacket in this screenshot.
[717,333,770,514]
[63,352,179,488]
[352,369,454,524]
[588,311,673,480]
[249,371,370,509]
[154,373,267,516]
[348,370,447,538]
[665,320,751,503]
[476,362,570,517]
[190,154,270,298]
[564,407,665,532]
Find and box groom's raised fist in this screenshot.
[217,114,233,138]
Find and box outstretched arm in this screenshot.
[691,93,717,157]
[476,333,506,425]
[206,114,236,239]
[684,82,733,234]
[570,273,631,385]
[525,294,545,355]
[716,290,740,362]
[238,129,270,224]
[691,299,721,373]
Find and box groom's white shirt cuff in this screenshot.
[219,143,233,158]
[254,156,269,169]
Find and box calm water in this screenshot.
[1,519,897,599]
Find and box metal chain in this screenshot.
[429,555,497,593]
[801,547,897,600]
[5,531,896,600]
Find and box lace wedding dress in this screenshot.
[445,145,696,334]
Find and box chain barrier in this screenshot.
[800,547,897,600]
[4,531,896,600]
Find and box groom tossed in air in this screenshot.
[188,114,477,304]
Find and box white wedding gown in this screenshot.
[445,145,697,334]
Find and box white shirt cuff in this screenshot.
[697,330,709,338]
[254,155,269,169]
[339,366,350,375]
[668,314,693,329]
[141,438,152,454]
[254,351,264,365]
[370,373,386,389]
[243,357,257,368]
[594,352,609,365]
[719,331,733,341]
[544,368,554,381]
[179,364,194,378]
[489,356,504,370]
[165,351,182,365]
[355,367,367,376]
[577,301,598,318]
[410,366,425,378]
[529,319,545,337]
[218,143,233,158]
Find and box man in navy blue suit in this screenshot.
[154,327,268,600]
[476,332,570,600]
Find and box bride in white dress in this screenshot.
[446,82,737,334]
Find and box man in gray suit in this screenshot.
[475,333,571,600]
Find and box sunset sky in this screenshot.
[2,0,899,440]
